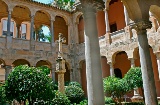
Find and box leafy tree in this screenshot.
[37,66,51,75]
[123,67,143,89]
[53,0,75,11]
[5,65,55,105]
[45,32,51,42]
[103,76,130,104]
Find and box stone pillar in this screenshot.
[123,5,130,26]
[30,15,35,40]
[50,19,54,46]
[5,65,12,80]
[55,33,66,94]
[156,54,160,79]
[129,58,135,68]
[7,10,12,36]
[108,62,114,76]
[131,21,158,105]
[51,65,56,82]
[81,3,105,105]
[30,14,35,50]
[104,9,111,44]
[6,10,13,49]
[16,24,21,38]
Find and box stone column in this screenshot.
[156,54,160,79]
[123,5,130,26]
[104,9,111,44]
[5,65,12,80]
[16,24,21,38]
[30,14,35,50]
[7,10,12,36]
[108,62,114,76]
[129,58,135,68]
[50,19,54,46]
[6,10,13,49]
[30,15,35,40]
[81,2,105,105]
[51,65,56,82]
[131,21,158,105]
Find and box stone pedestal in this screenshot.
[131,87,143,102]
[56,70,65,93]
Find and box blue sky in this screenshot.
[34,0,53,35]
[34,0,52,4]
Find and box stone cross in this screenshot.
[58,33,66,58]
[56,33,66,94]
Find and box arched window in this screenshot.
[114,68,122,79]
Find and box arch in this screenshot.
[12,59,30,67]
[75,12,83,24]
[36,60,51,68]
[55,14,68,25]
[34,10,51,25]
[12,5,31,21]
[114,51,130,77]
[112,51,125,64]
[0,0,8,14]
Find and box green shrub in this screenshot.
[51,91,70,105]
[123,67,142,90]
[103,76,130,103]
[0,84,6,103]
[68,81,82,88]
[79,99,88,105]
[65,85,84,104]
[105,97,115,104]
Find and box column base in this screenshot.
[105,32,111,45]
[131,95,143,102]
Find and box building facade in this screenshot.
[0,0,160,99]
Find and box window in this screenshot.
[110,23,117,33]
[21,24,27,39]
[2,20,14,36]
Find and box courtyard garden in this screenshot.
[0,65,160,105]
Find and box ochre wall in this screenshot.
[78,17,85,43]
[81,61,87,96]
[108,0,125,31]
[101,57,110,78]
[54,16,68,44]
[96,11,106,37]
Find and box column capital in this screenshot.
[50,14,56,22]
[130,20,152,34]
[79,0,104,12]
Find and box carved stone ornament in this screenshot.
[130,20,152,34]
